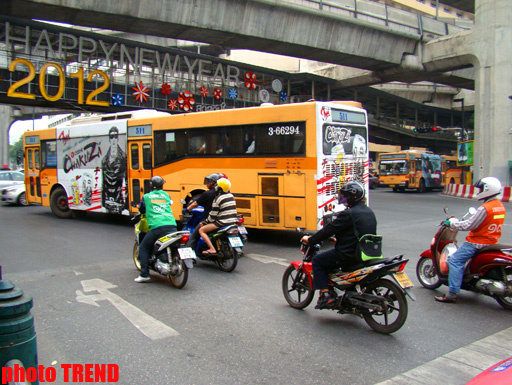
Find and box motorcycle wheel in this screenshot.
[362,278,408,334]
[496,295,512,311]
[133,242,141,271]
[217,241,238,272]
[416,257,442,289]
[282,265,314,309]
[168,256,188,289]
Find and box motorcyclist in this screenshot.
[186,173,222,250]
[435,177,506,303]
[301,181,377,309]
[198,178,238,255]
[134,176,177,283]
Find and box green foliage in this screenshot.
[9,136,24,167]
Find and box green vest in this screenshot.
[143,190,176,230]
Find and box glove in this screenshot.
[442,218,458,227]
[442,220,452,227]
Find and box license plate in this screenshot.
[238,226,248,235]
[178,247,196,260]
[228,236,244,247]
[394,271,413,289]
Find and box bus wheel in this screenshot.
[50,187,73,219]
[418,179,426,193]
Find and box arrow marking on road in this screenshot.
[246,253,289,267]
[76,278,179,340]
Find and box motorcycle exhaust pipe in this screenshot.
[474,279,512,296]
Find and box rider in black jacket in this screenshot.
[301,181,377,309]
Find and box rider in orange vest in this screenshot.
[435,177,506,303]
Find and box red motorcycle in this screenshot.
[282,241,414,334]
[416,207,512,309]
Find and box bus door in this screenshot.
[25,145,41,204]
[409,160,416,188]
[127,140,152,206]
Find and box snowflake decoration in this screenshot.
[200,86,208,97]
[132,81,150,103]
[111,93,124,106]
[244,71,258,90]
[213,88,223,100]
[177,91,195,112]
[168,98,178,110]
[228,88,238,100]
[161,83,172,95]
[280,92,287,102]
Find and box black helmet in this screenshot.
[203,173,220,188]
[150,176,165,190]
[339,181,365,206]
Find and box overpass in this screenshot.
[1,0,511,183]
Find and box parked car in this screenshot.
[1,184,28,206]
[369,172,379,189]
[0,170,24,188]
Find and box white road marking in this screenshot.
[374,326,512,384]
[246,253,290,267]
[76,278,179,339]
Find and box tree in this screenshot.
[9,136,24,168]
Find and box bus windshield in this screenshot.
[379,159,409,175]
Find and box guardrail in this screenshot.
[282,0,473,39]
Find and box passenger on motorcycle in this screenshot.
[198,178,238,255]
[301,181,377,309]
[435,177,506,303]
[134,176,177,283]
[186,173,222,249]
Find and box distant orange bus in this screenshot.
[24,101,370,231]
[378,150,462,192]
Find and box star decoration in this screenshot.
[213,88,223,100]
[132,81,150,103]
[111,93,124,106]
[200,86,208,97]
[280,92,287,102]
[177,91,195,112]
[168,99,178,110]
[244,71,258,90]
[161,83,172,95]
[228,88,238,99]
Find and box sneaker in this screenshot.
[134,275,151,283]
[315,293,337,309]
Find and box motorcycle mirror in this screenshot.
[469,207,477,215]
[443,206,449,214]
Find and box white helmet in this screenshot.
[474,177,502,201]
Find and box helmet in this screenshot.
[216,178,231,193]
[203,173,220,188]
[217,173,228,179]
[150,176,165,190]
[338,181,365,206]
[474,177,501,201]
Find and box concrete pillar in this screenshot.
[472,0,512,185]
[0,105,13,168]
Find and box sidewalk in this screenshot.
[374,326,512,385]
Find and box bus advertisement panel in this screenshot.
[24,101,369,231]
[458,140,474,166]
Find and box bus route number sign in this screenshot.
[128,125,152,137]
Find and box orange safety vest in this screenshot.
[466,199,506,244]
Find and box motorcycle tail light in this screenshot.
[397,262,407,272]
[180,235,190,244]
[238,217,245,225]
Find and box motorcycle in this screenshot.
[181,205,248,272]
[282,240,414,334]
[416,206,512,309]
[131,208,196,289]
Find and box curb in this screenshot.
[442,184,512,202]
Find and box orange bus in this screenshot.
[377,150,461,192]
[23,101,369,231]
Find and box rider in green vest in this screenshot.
[135,176,177,283]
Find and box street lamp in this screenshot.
[454,98,465,140]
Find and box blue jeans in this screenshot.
[139,225,177,277]
[448,242,478,294]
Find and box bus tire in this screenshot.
[418,179,426,193]
[50,187,73,219]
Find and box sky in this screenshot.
[9,116,53,145]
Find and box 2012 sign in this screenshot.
[7,58,110,106]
